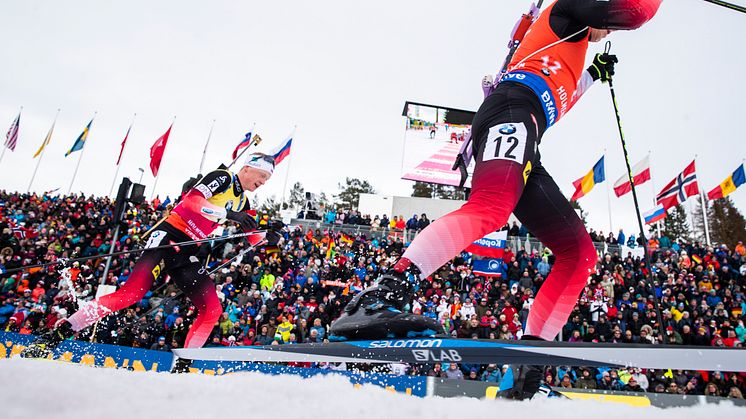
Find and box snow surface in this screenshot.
[0,358,740,419]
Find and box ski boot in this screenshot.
[498,364,544,400]
[329,260,442,341]
[20,321,75,358]
[171,357,193,374]
[497,335,545,400]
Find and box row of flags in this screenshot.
[571,153,745,225]
[2,110,294,179]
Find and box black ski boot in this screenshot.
[499,364,543,400]
[329,264,442,341]
[20,321,75,358]
[498,335,545,400]
[171,357,193,374]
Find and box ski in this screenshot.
[173,337,746,371]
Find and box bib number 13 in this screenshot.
[482,122,528,164]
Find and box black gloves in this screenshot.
[587,53,618,82]
[226,210,258,232]
[262,220,285,246]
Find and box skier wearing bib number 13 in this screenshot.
[330,0,662,399]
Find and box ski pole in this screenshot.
[207,238,267,275]
[702,0,746,14]
[603,41,666,342]
[0,230,266,276]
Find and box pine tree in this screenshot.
[707,197,746,247]
[336,178,375,210]
[259,195,281,218]
[288,182,305,210]
[569,200,588,227]
[434,184,467,200]
[691,197,707,243]
[659,204,691,243]
[411,181,433,198]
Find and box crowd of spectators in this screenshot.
[1,190,745,398]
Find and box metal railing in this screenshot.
[290,218,624,255]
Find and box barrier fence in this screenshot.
[2,332,743,408]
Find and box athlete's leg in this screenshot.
[66,249,162,332]
[171,262,222,348]
[513,163,597,341]
[400,118,538,278]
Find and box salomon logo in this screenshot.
[369,339,443,349]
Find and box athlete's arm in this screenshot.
[180,170,233,220]
[550,0,662,40]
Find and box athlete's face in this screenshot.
[238,166,271,191]
[588,28,612,43]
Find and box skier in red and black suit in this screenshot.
[330,0,662,398]
[23,154,282,370]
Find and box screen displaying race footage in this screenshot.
[400,101,475,188]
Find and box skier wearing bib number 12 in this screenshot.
[22,153,283,371]
[330,0,662,398]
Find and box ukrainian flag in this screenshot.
[707,164,745,200]
[571,156,605,201]
[65,118,94,157]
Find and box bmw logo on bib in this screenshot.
[498,124,517,135]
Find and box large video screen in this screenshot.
[400,101,476,188]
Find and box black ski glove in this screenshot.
[262,220,285,246]
[587,53,618,82]
[226,210,258,231]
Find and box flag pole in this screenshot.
[0,106,22,167]
[68,112,97,195]
[28,109,60,194]
[109,113,136,197]
[697,154,711,246]
[198,119,216,175]
[700,191,711,246]
[150,117,176,201]
[228,123,257,170]
[280,126,297,210]
[604,149,613,234]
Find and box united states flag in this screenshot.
[4,112,20,151]
[656,160,699,210]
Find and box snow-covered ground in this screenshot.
[0,358,740,419]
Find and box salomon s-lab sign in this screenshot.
[412,349,463,362]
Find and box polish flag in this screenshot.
[613,155,651,197]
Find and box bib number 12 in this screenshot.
[482,122,527,164]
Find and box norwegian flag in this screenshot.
[656,160,699,210]
[4,111,20,151]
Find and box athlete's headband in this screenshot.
[244,153,275,176]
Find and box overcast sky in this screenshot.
[1,0,744,236]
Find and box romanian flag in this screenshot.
[571,156,605,201]
[270,132,293,165]
[65,118,94,156]
[340,233,353,245]
[707,164,745,200]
